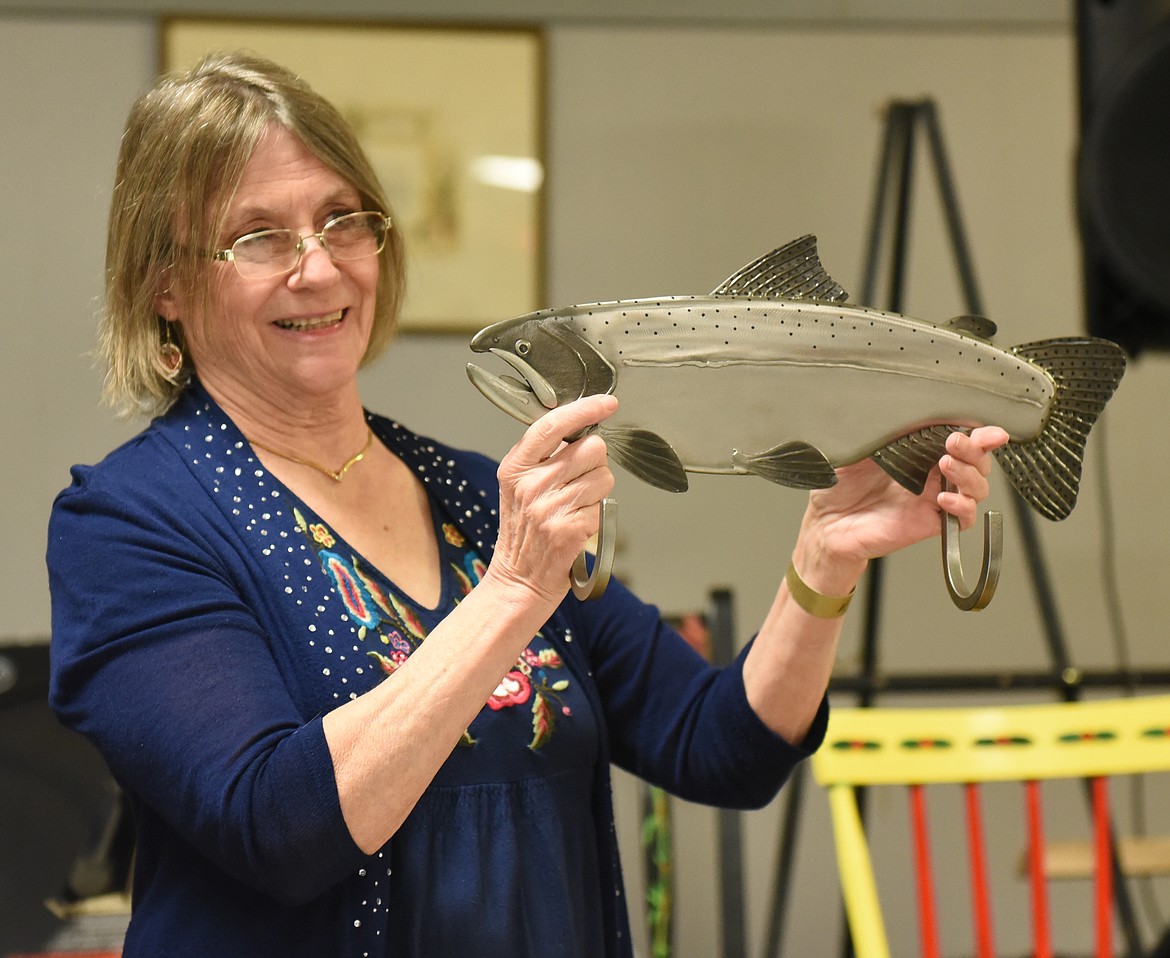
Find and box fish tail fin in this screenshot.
[994,337,1126,520]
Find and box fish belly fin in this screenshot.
[994,337,1126,520]
[944,314,998,341]
[710,235,850,303]
[731,441,838,489]
[602,426,689,493]
[872,425,964,495]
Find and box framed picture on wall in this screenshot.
[162,17,545,334]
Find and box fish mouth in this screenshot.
[466,347,558,425]
[468,316,616,429]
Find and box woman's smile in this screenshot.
[273,308,346,332]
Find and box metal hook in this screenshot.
[571,497,618,601]
[941,479,1002,611]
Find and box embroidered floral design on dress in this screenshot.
[293,507,421,645]
[292,507,573,750]
[488,670,531,710]
[452,553,488,597]
[319,550,380,630]
[368,631,413,673]
[308,522,335,548]
[488,646,573,750]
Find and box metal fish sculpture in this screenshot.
[467,235,1126,607]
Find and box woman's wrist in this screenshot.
[793,488,875,588]
[786,561,856,618]
[476,564,566,627]
[790,519,868,599]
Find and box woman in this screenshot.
[47,52,1006,957]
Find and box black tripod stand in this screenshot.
[760,97,1152,958]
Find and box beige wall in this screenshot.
[5,10,1170,956]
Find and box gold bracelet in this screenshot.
[786,562,855,618]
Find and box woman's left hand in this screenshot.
[802,425,1010,573]
[746,425,1010,743]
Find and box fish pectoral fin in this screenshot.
[945,314,998,342]
[710,235,849,303]
[872,425,963,495]
[731,441,838,489]
[601,426,689,493]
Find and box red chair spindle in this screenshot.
[965,782,995,958]
[1092,776,1113,958]
[909,783,941,958]
[1025,780,1052,958]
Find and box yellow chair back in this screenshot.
[811,694,1170,958]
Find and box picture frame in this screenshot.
[162,17,545,334]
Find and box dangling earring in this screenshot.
[157,322,184,383]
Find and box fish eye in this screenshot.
[516,339,531,356]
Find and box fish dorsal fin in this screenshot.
[601,426,689,493]
[731,441,838,489]
[872,425,964,494]
[944,315,998,341]
[711,235,849,303]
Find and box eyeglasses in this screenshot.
[212,211,392,279]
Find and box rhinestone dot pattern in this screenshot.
[174,392,509,947]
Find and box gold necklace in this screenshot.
[248,427,375,482]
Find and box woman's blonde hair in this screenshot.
[100,51,406,416]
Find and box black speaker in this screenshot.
[0,644,129,956]
[1077,0,1170,355]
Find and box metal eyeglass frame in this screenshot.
[211,211,393,279]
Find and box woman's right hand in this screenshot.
[488,394,618,605]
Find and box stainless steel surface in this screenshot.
[469,235,1125,606]
[570,497,617,601]
[941,480,1003,612]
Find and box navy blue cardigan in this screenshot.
[47,383,823,957]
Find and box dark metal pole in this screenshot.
[859,99,917,705]
[709,589,746,958]
[920,101,984,315]
[760,762,806,958]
